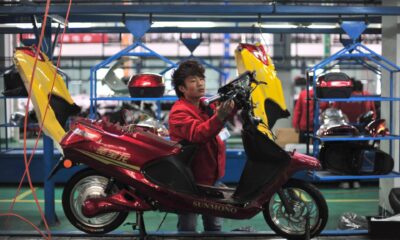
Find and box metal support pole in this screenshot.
[223,33,231,85]
[43,135,58,225]
[42,17,59,226]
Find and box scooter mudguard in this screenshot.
[13,46,80,149]
[235,43,290,139]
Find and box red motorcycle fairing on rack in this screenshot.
[318,125,360,137]
[316,72,353,98]
[128,73,165,98]
[365,119,389,137]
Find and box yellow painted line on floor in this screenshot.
[327,199,379,203]
[15,188,36,201]
[323,190,378,194]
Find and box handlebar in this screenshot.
[203,71,256,107]
[203,94,221,106]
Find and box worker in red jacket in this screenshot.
[292,88,329,143]
[332,80,376,123]
[169,60,235,232]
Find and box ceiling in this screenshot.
[0,0,396,34]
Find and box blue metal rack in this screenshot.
[89,20,177,119]
[307,21,400,181]
[160,37,229,86]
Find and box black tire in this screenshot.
[62,169,129,234]
[263,179,328,239]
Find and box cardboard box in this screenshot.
[274,128,299,148]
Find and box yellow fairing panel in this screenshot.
[235,43,289,139]
[13,47,75,145]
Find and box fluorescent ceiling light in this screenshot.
[307,24,337,29]
[261,24,297,29]
[0,22,111,28]
[0,23,36,29]
[68,22,96,28]
[261,23,340,29]
[152,21,216,28]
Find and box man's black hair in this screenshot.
[171,60,205,98]
[351,78,363,92]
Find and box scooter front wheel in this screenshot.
[263,179,328,239]
[62,169,129,234]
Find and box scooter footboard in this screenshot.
[233,126,291,202]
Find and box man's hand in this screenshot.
[216,100,235,122]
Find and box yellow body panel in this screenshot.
[235,43,288,139]
[13,47,75,145]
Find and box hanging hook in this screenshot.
[364,14,369,25]
[272,1,277,13]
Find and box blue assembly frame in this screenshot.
[307,22,400,181]
[159,37,228,86]
[89,20,177,119]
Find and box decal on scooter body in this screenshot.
[75,149,139,171]
[193,200,238,213]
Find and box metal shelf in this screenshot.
[0,123,39,128]
[317,96,400,102]
[315,135,400,142]
[312,171,400,181]
[92,96,178,102]
[0,96,27,99]
[307,23,400,190]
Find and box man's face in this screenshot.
[179,75,205,99]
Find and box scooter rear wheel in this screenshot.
[62,169,129,234]
[263,179,328,239]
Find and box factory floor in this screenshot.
[0,182,391,239]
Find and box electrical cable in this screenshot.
[1,0,73,239]
[156,213,168,232]
[5,0,53,237]
[257,22,271,54]
[0,213,49,239]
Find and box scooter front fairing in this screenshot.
[13,46,80,148]
[235,43,290,139]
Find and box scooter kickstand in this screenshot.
[136,211,147,240]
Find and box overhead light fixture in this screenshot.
[261,24,297,29]
[152,21,216,28]
[307,24,338,29]
[0,23,35,29]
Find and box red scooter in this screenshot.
[51,71,328,239]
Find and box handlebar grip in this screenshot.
[203,94,221,106]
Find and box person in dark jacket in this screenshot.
[168,60,235,232]
[292,88,329,143]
